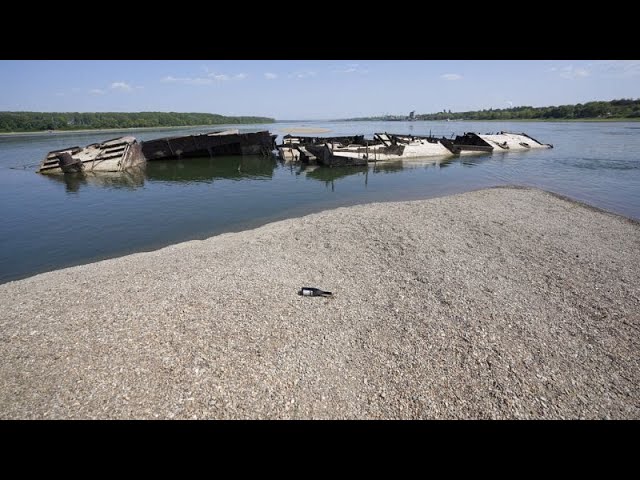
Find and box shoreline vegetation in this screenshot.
[2,118,638,137]
[0,111,274,134]
[0,124,246,137]
[343,98,640,122]
[1,187,638,419]
[2,99,639,135]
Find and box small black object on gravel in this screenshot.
[298,287,332,297]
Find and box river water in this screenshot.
[1,120,638,284]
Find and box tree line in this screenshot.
[346,99,640,121]
[0,112,275,132]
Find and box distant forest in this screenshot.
[0,112,275,132]
[349,99,640,121]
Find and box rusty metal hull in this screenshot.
[38,136,145,174]
[141,130,277,160]
[452,131,553,153]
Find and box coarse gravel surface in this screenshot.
[1,186,638,419]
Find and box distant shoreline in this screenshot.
[0,124,274,137]
[462,118,640,122]
[343,118,640,123]
[3,118,639,137]
[278,127,332,134]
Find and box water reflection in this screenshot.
[371,161,405,173]
[42,153,463,193]
[146,155,277,183]
[458,152,494,167]
[305,165,368,183]
[559,156,639,171]
[372,156,457,172]
[299,156,459,190]
[303,165,368,191]
[44,167,146,193]
[41,155,278,192]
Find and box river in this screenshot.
[1,120,638,283]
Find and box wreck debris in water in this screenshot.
[38,136,145,174]
[141,130,277,160]
[36,127,553,175]
[453,131,554,153]
[276,131,553,166]
[37,130,278,175]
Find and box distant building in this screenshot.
[408,111,415,121]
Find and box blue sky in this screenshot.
[1,60,638,120]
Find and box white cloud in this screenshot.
[55,92,65,97]
[290,71,316,79]
[162,75,212,85]
[208,73,229,81]
[89,88,106,95]
[207,72,247,81]
[162,72,246,84]
[333,63,368,74]
[110,82,133,92]
[559,66,590,79]
[441,73,463,81]
[592,60,640,78]
[264,72,278,80]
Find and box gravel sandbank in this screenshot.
[1,186,638,419]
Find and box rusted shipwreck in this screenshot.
[277,131,553,166]
[141,129,276,160]
[38,136,145,174]
[38,129,277,174]
[453,131,553,153]
[278,134,367,164]
[278,133,458,166]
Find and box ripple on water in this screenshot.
[560,156,640,171]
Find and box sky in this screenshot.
[0,60,638,120]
